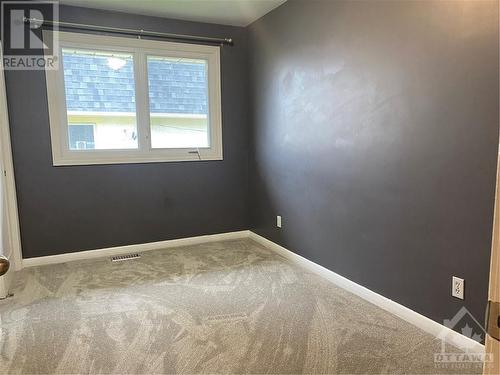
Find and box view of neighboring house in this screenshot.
[62,49,209,150]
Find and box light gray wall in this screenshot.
[248,0,499,332]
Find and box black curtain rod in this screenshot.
[23,17,234,46]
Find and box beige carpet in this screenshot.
[0,239,481,374]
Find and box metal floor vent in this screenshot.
[111,253,141,262]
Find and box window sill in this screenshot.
[52,151,223,166]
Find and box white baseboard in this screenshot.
[248,231,485,353]
[23,230,251,268]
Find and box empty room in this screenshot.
[0,0,499,374]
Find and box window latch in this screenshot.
[188,150,201,160]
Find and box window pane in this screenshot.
[62,48,138,150]
[68,124,95,150]
[147,56,209,148]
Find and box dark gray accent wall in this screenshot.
[248,0,499,329]
[4,5,250,258]
[3,0,499,337]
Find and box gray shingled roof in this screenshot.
[62,52,208,114]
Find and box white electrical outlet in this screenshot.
[276,215,282,228]
[452,276,464,299]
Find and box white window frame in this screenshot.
[45,31,222,166]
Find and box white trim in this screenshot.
[0,43,23,273]
[23,230,250,268]
[50,153,222,166]
[45,31,222,166]
[248,231,485,354]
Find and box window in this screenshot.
[68,124,95,150]
[45,31,222,165]
[147,56,209,149]
[63,49,138,151]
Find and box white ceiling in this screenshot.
[59,0,287,27]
